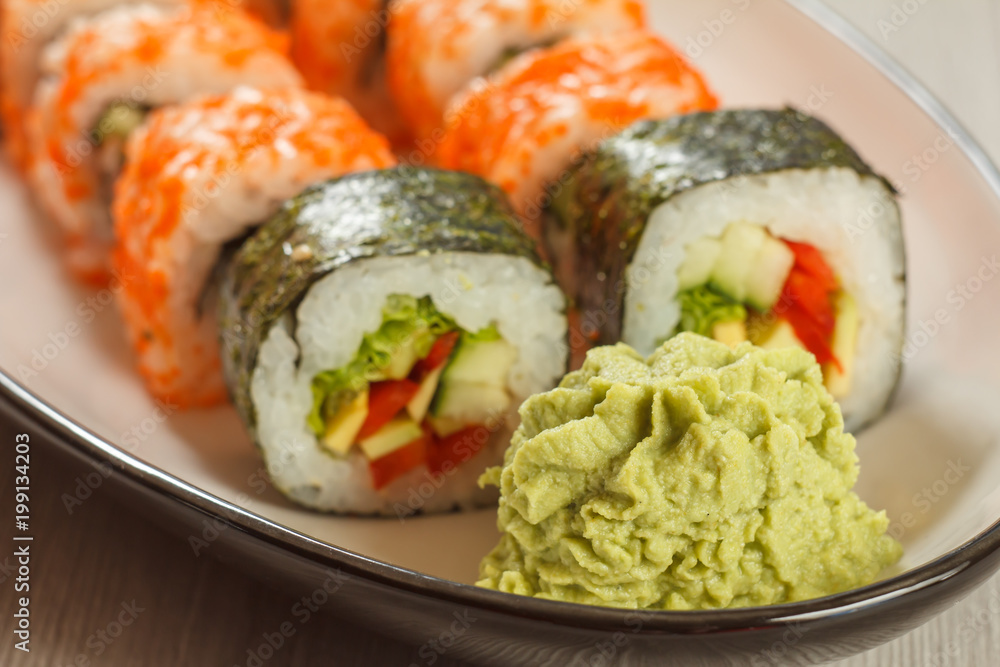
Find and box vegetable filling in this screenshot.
[93,100,149,221]
[672,222,858,397]
[309,294,517,490]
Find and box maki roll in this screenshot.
[547,109,905,431]
[0,0,186,170]
[219,168,568,514]
[113,86,396,409]
[435,29,717,239]
[27,2,303,285]
[289,0,410,146]
[386,0,646,140]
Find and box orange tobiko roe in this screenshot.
[435,29,718,236]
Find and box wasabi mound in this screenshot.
[477,333,901,610]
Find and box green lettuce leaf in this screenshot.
[307,295,458,435]
[672,285,747,339]
[461,323,501,344]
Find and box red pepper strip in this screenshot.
[784,240,838,292]
[427,426,486,476]
[358,379,420,439]
[412,331,460,379]
[781,268,835,337]
[781,306,839,368]
[776,240,842,371]
[369,431,431,490]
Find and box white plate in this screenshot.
[3,0,1000,595]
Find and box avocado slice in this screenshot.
[406,365,443,423]
[824,291,859,398]
[95,101,148,145]
[381,327,434,380]
[320,389,369,456]
[748,316,804,350]
[711,320,747,348]
[427,415,468,438]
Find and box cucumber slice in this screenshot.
[441,337,517,387]
[430,329,517,424]
[677,237,722,291]
[433,382,511,425]
[359,417,423,460]
[320,390,369,456]
[745,235,795,311]
[824,291,859,398]
[710,222,767,301]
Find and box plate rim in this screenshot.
[4,0,1000,634]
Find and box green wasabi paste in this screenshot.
[477,333,901,610]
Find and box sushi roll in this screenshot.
[113,86,396,409]
[27,2,303,285]
[0,0,186,170]
[290,0,410,146]
[435,29,718,239]
[218,168,568,514]
[386,0,647,140]
[547,109,905,431]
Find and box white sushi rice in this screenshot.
[624,168,905,432]
[252,252,568,515]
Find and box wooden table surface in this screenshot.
[4,2,1000,665]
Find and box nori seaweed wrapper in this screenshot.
[219,166,546,435]
[546,107,899,344]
